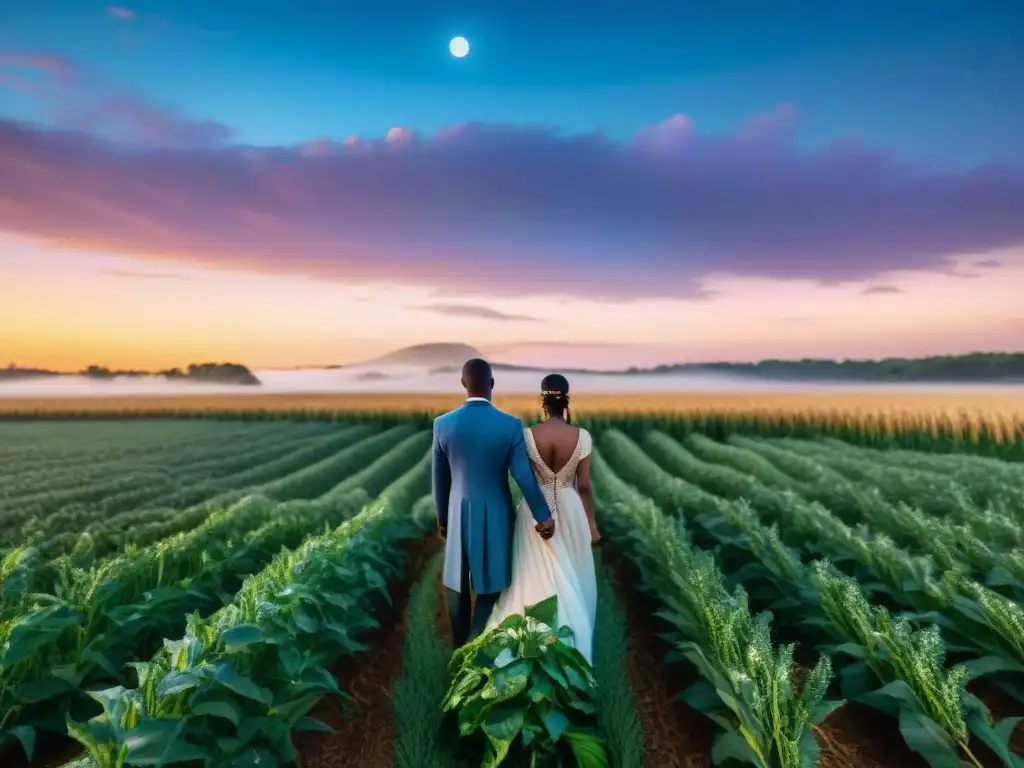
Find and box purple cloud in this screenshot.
[0,51,231,149]
[416,304,542,322]
[860,285,904,295]
[0,100,1022,299]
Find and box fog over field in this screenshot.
[1,364,1022,397]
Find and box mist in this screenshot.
[1,364,1022,397]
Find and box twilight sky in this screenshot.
[1,0,1023,371]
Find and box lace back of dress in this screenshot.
[524,429,585,520]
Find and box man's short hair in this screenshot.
[462,358,492,391]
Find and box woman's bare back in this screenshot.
[528,419,582,476]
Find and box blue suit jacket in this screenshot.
[432,399,552,594]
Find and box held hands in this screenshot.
[535,518,555,541]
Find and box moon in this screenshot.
[449,36,470,58]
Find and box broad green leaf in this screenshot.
[897,709,962,768]
[123,720,209,765]
[294,717,334,733]
[964,702,1020,768]
[156,671,201,698]
[961,655,1024,680]
[711,730,760,765]
[279,645,304,678]
[525,596,558,628]
[540,706,570,742]
[192,697,242,725]
[482,701,526,741]
[221,624,266,649]
[679,680,723,715]
[292,606,319,633]
[563,728,610,768]
[856,679,917,717]
[528,672,555,703]
[4,725,36,761]
[14,676,76,704]
[213,662,272,704]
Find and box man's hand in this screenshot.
[535,518,555,541]
[438,525,447,540]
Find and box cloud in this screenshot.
[1,101,1023,299]
[416,304,541,322]
[0,52,76,88]
[488,341,645,351]
[107,5,136,21]
[0,51,231,149]
[98,268,191,280]
[974,259,1003,268]
[0,73,34,94]
[860,285,904,295]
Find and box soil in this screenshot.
[2,733,82,768]
[968,678,1024,764]
[816,702,927,768]
[293,533,442,768]
[603,547,715,768]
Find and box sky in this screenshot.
[1,0,1023,371]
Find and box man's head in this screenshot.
[461,358,494,399]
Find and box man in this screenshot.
[432,358,555,648]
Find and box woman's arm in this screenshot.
[576,456,600,544]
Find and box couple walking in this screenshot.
[432,358,600,663]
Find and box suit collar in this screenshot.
[464,397,491,407]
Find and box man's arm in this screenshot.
[508,427,552,524]
[432,420,452,533]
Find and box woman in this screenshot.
[483,373,600,663]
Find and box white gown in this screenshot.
[485,427,598,664]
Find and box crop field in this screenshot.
[1,403,1024,768]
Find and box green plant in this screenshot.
[589,449,833,768]
[590,560,644,768]
[63,492,432,766]
[811,562,1019,768]
[443,595,609,768]
[393,554,457,768]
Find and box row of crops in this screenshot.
[1,412,1023,767]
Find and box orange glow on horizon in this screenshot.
[2,233,1022,371]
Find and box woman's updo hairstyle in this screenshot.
[540,373,571,424]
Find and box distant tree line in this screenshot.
[1,361,260,385]
[643,352,1024,382]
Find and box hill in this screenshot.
[366,343,484,367]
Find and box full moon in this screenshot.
[449,36,470,58]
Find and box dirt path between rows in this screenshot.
[602,549,714,768]
[294,534,442,768]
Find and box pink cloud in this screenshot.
[0,52,76,85]
[0,98,1023,300]
[107,5,136,21]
